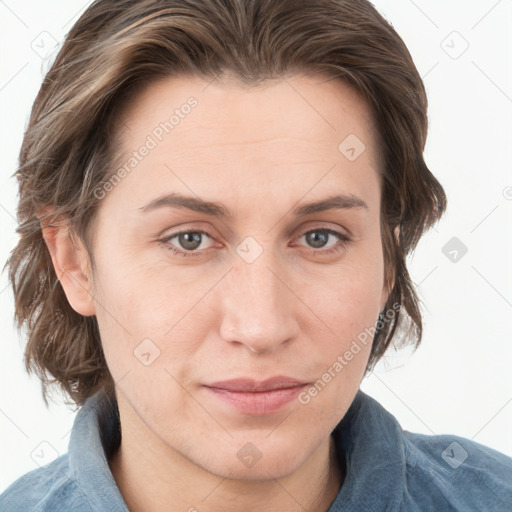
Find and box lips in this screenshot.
[205,376,308,392]
[203,376,310,415]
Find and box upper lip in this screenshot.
[205,376,309,392]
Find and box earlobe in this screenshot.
[394,224,400,245]
[39,206,96,317]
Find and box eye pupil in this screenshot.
[179,232,202,250]
[306,231,328,249]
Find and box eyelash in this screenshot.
[158,227,351,258]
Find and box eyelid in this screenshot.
[291,222,351,240]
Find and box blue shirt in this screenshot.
[1,388,511,511]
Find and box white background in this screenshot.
[1,0,511,493]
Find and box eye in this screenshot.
[160,230,214,257]
[159,227,351,258]
[295,228,351,255]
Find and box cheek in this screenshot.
[301,248,384,379]
[91,240,190,330]
[314,246,384,322]
[90,253,212,391]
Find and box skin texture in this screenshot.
[41,73,392,512]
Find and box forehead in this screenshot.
[117,72,378,156]
[102,73,382,219]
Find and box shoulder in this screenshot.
[402,431,512,510]
[0,454,91,512]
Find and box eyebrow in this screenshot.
[138,192,368,218]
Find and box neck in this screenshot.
[108,405,344,512]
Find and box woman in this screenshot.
[1,0,511,510]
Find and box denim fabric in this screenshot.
[328,392,512,511]
[1,388,511,511]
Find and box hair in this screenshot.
[4,0,446,407]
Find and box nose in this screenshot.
[219,251,300,354]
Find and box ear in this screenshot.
[38,206,96,316]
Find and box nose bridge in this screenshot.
[219,246,297,352]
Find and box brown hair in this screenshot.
[3,0,446,407]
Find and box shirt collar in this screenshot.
[68,390,127,511]
[328,389,407,510]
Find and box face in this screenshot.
[72,73,390,479]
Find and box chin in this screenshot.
[207,455,302,482]
[186,433,316,481]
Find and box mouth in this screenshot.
[203,376,310,415]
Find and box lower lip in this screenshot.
[203,385,308,415]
